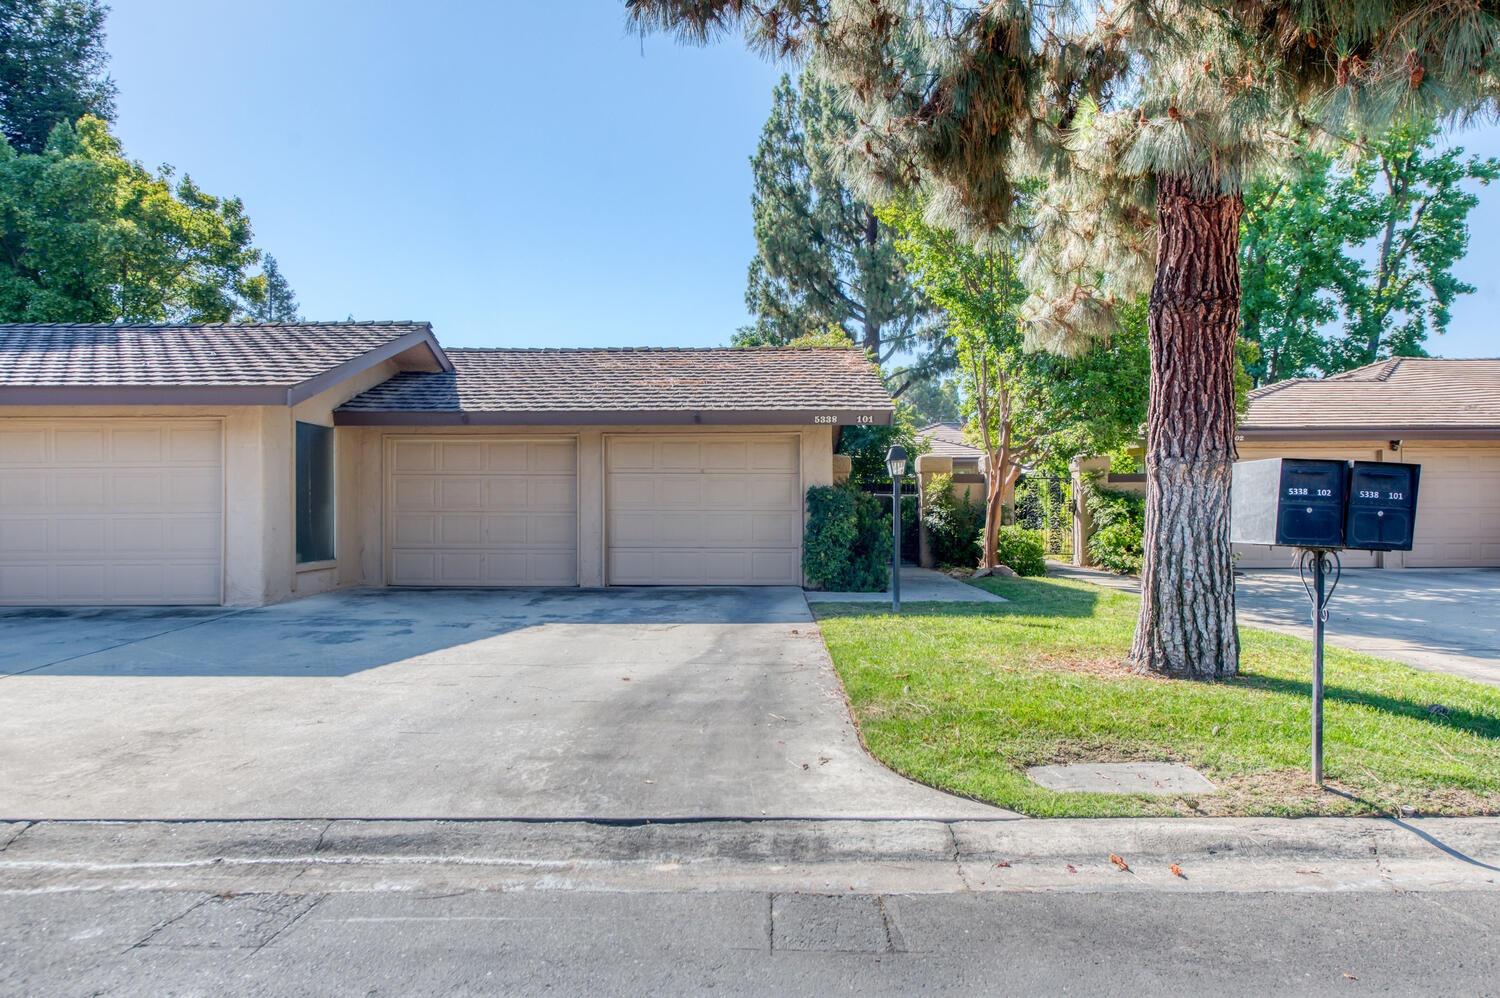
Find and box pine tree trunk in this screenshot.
[1129,174,1242,679]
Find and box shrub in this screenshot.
[921,473,984,569]
[995,525,1048,576]
[1086,484,1145,575]
[803,485,892,591]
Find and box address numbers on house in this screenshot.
[813,414,876,425]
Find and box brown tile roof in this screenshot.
[0,321,438,388]
[335,347,893,417]
[918,422,983,458]
[1240,358,1500,438]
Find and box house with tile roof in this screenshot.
[0,323,892,605]
[1235,357,1500,569]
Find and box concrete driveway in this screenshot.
[1235,569,1500,686]
[0,588,1001,821]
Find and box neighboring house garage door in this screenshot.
[1232,443,1379,570]
[606,434,802,585]
[385,436,578,586]
[0,419,223,605]
[1401,445,1500,568]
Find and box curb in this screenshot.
[2,816,1497,896]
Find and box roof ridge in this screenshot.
[442,345,861,353]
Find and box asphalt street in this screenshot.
[5,887,1498,996]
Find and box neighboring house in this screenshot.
[913,422,990,568]
[0,323,892,606]
[1236,357,1500,569]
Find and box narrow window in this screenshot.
[295,421,335,563]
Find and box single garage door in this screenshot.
[607,434,802,585]
[386,436,578,586]
[1233,444,1378,569]
[1402,445,1500,567]
[0,419,223,605]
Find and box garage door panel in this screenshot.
[386,437,577,587]
[750,440,799,471]
[0,420,223,605]
[391,440,437,472]
[55,430,106,462]
[0,429,47,463]
[605,434,802,586]
[1404,446,1500,567]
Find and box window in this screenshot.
[295,421,335,563]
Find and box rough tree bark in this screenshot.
[1128,174,1242,678]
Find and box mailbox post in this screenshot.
[1231,458,1420,788]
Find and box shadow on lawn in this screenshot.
[1237,673,1500,741]
[814,581,1101,621]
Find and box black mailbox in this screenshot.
[1231,458,1348,549]
[1345,461,1421,551]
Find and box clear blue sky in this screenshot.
[108,0,1497,358]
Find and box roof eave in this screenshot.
[333,407,895,427]
[285,326,451,406]
[0,384,289,405]
[1237,425,1500,442]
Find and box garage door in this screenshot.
[0,419,223,605]
[607,434,802,585]
[1232,445,1378,569]
[386,436,577,586]
[1402,445,1500,567]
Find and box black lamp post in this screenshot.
[885,445,908,612]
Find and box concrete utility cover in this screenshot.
[1025,762,1216,795]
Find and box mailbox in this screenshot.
[1231,458,1348,549]
[1345,461,1421,551]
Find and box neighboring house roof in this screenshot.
[334,347,894,425]
[1240,358,1500,440]
[0,321,452,405]
[917,422,984,459]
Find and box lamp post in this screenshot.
[885,445,908,613]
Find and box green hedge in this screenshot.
[803,485,892,591]
[921,472,983,569]
[1086,484,1145,575]
[995,525,1048,576]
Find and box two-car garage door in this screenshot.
[0,420,223,605]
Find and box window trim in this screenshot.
[294,420,337,566]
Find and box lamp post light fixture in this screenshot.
[885,445,908,612]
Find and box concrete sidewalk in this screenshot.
[4,815,1497,896]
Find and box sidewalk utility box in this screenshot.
[1345,461,1421,551]
[1230,458,1348,549]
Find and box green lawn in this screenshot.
[811,576,1500,817]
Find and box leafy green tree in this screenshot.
[629,0,1500,678]
[880,199,1147,570]
[1240,148,1367,386]
[0,0,114,153]
[1241,122,1498,384]
[736,64,944,393]
[1336,122,1500,368]
[246,254,301,322]
[0,116,269,322]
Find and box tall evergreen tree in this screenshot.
[0,0,114,153]
[737,65,945,393]
[246,254,301,322]
[629,0,1500,678]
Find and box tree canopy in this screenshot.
[0,117,282,323]
[1242,121,1499,385]
[737,64,947,394]
[0,0,114,154]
